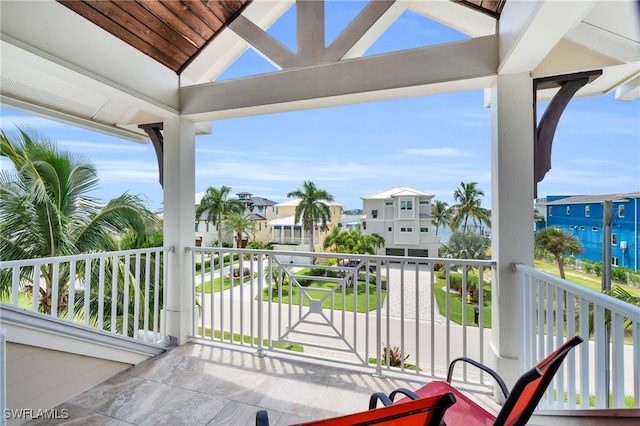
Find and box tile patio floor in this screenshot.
[26,340,500,425]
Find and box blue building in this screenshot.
[536,193,640,271]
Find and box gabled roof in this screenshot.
[361,187,435,200]
[1,0,637,140]
[545,192,640,205]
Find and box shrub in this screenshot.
[382,344,410,367]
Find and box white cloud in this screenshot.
[402,147,472,157]
[94,160,159,183]
[57,140,147,153]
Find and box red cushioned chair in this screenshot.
[255,391,455,426]
[391,335,583,426]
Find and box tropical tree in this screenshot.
[223,211,257,248]
[450,182,491,233]
[440,231,490,261]
[535,227,583,279]
[431,200,452,236]
[0,127,158,315]
[353,234,385,255]
[287,180,335,252]
[534,208,545,230]
[196,185,243,246]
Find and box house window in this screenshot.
[612,256,619,267]
[400,200,413,210]
[363,222,366,230]
[206,223,209,232]
[195,222,199,231]
[420,227,429,233]
[387,227,392,232]
[612,233,617,245]
[372,209,378,219]
[579,226,585,231]
[419,201,429,205]
[400,227,413,233]
[259,223,261,231]
[569,225,575,230]
[566,206,570,215]
[619,205,625,218]
[585,205,590,217]
[549,207,553,216]
[592,227,598,232]
[385,201,393,206]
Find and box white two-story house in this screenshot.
[361,187,441,257]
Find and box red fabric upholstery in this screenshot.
[290,391,454,426]
[396,381,495,426]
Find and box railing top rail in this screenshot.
[186,246,496,268]
[0,246,173,268]
[514,263,640,320]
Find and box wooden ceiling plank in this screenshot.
[86,0,190,64]
[158,0,214,42]
[222,0,244,14]
[183,0,225,30]
[58,1,183,72]
[138,0,207,47]
[116,0,199,54]
[205,1,233,23]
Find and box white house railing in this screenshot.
[189,247,495,384]
[0,247,171,344]
[515,263,640,410]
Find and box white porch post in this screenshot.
[490,73,535,390]
[163,117,195,345]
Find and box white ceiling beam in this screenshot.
[498,0,598,74]
[229,15,297,69]
[338,0,409,60]
[325,0,398,62]
[566,22,640,64]
[296,0,326,66]
[615,75,640,101]
[180,36,498,121]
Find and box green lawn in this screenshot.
[434,279,492,328]
[195,273,257,293]
[535,260,640,297]
[198,327,303,352]
[261,280,385,313]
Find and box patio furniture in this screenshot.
[389,335,584,426]
[255,391,455,426]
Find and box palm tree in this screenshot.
[450,182,491,233]
[196,185,243,246]
[0,127,158,315]
[535,227,583,279]
[223,211,257,248]
[353,234,385,255]
[287,181,335,252]
[534,208,545,230]
[431,200,452,236]
[440,231,490,261]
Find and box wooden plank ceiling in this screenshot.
[57,0,504,75]
[57,0,252,74]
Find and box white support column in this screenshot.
[490,73,535,390]
[163,117,195,345]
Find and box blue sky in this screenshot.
[1,3,638,211]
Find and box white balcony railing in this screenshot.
[189,247,495,384]
[0,247,171,344]
[515,263,640,410]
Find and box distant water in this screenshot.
[344,215,452,243]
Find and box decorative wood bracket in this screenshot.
[533,70,602,197]
[138,122,164,188]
